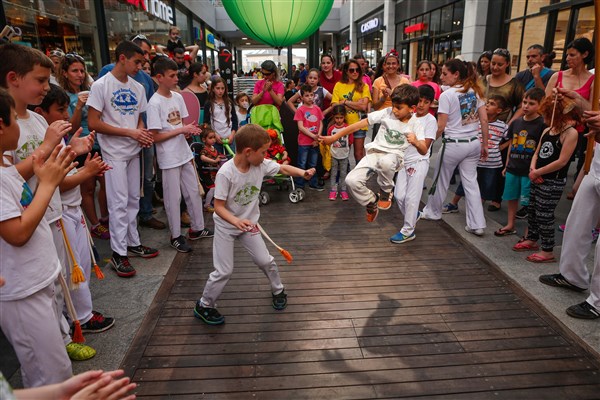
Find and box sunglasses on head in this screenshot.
[348,67,360,73]
[65,53,84,62]
[131,34,148,41]
[493,48,510,57]
[50,49,65,58]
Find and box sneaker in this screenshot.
[308,185,325,192]
[390,231,416,244]
[340,191,349,201]
[377,191,393,210]
[593,229,600,243]
[181,211,191,228]
[80,311,115,333]
[329,190,337,201]
[193,301,225,325]
[127,245,159,258]
[558,224,566,232]
[366,194,379,223]
[111,254,136,278]
[90,223,110,240]
[539,273,586,292]
[516,206,528,219]
[139,217,166,230]
[272,290,288,310]
[65,342,96,361]
[465,226,484,236]
[171,236,192,253]
[442,203,459,214]
[416,211,422,222]
[188,228,214,240]
[566,301,600,319]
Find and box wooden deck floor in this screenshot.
[121,188,600,399]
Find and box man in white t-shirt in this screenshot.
[146,57,213,253]
[87,41,158,278]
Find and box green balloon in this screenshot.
[222,0,334,48]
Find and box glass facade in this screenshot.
[356,11,384,70]
[3,0,101,75]
[504,0,595,73]
[395,0,464,78]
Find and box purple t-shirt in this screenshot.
[253,80,285,106]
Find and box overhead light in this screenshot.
[246,42,251,45]
[242,37,247,40]
[301,42,306,45]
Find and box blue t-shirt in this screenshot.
[67,91,99,150]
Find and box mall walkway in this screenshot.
[120,188,600,399]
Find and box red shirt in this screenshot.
[319,70,342,109]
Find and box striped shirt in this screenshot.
[479,119,509,168]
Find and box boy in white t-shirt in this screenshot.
[147,57,213,253]
[194,124,315,325]
[321,84,426,223]
[87,41,158,278]
[391,85,438,243]
[0,89,76,387]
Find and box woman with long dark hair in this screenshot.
[421,59,489,236]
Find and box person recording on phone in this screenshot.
[515,44,555,90]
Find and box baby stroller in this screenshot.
[251,104,305,204]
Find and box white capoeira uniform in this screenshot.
[346,109,424,206]
[422,86,487,231]
[87,72,148,256]
[146,91,206,238]
[557,148,600,310]
[395,113,437,237]
[200,159,284,308]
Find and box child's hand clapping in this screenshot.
[84,152,112,177]
[303,168,316,180]
[184,123,202,139]
[32,144,77,188]
[130,128,154,148]
[44,120,73,147]
[69,128,95,156]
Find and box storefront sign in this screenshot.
[205,29,216,50]
[404,22,425,34]
[123,0,173,24]
[360,17,380,35]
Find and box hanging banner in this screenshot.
[218,47,234,97]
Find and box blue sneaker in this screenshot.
[416,211,422,222]
[390,232,416,244]
[193,301,225,325]
[442,203,458,214]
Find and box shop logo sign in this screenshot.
[360,18,379,34]
[124,0,174,24]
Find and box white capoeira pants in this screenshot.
[0,282,72,387]
[422,140,486,230]
[346,151,403,206]
[104,155,142,256]
[201,225,284,308]
[395,159,429,236]
[558,172,600,309]
[59,206,94,324]
[162,161,206,239]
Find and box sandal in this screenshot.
[494,228,516,237]
[512,238,539,252]
[526,253,556,263]
[65,342,96,361]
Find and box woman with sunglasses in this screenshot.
[251,60,284,107]
[483,48,525,211]
[58,53,110,240]
[331,59,372,162]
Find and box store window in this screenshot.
[575,5,595,42]
[519,15,548,71]
[510,0,527,19]
[175,7,191,45]
[4,0,101,75]
[527,0,552,15]
[551,9,570,69]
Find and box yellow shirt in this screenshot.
[331,81,372,129]
[373,75,411,110]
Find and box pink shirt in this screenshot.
[294,104,324,146]
[253,80,285,106]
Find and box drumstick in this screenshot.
[257,223,293,264]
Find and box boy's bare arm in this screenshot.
[0,145,75,247]
[278,164,315,179]
[320,119,369,144]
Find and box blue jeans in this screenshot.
[295,145,318,187]
[138,146,155,221]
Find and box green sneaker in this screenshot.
[65,342,96,361]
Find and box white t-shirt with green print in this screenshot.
[213,158,280,229]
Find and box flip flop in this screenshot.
[526,253,556,263]
[512,238,540,252]
[494,228,516,237]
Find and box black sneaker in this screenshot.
[188,228,214,240]
[308,185,325,192]
[272,289,288,310]
[127,245,159,258]
[193,301,225,325]
[170,236,192,253]
[539,273,586,292]
[111,254,136,278]
[516,206,528,219]
[80,311,115,333]
[566,301,600,319]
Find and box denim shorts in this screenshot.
[503,171,531,204]
[353,129,367,139]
